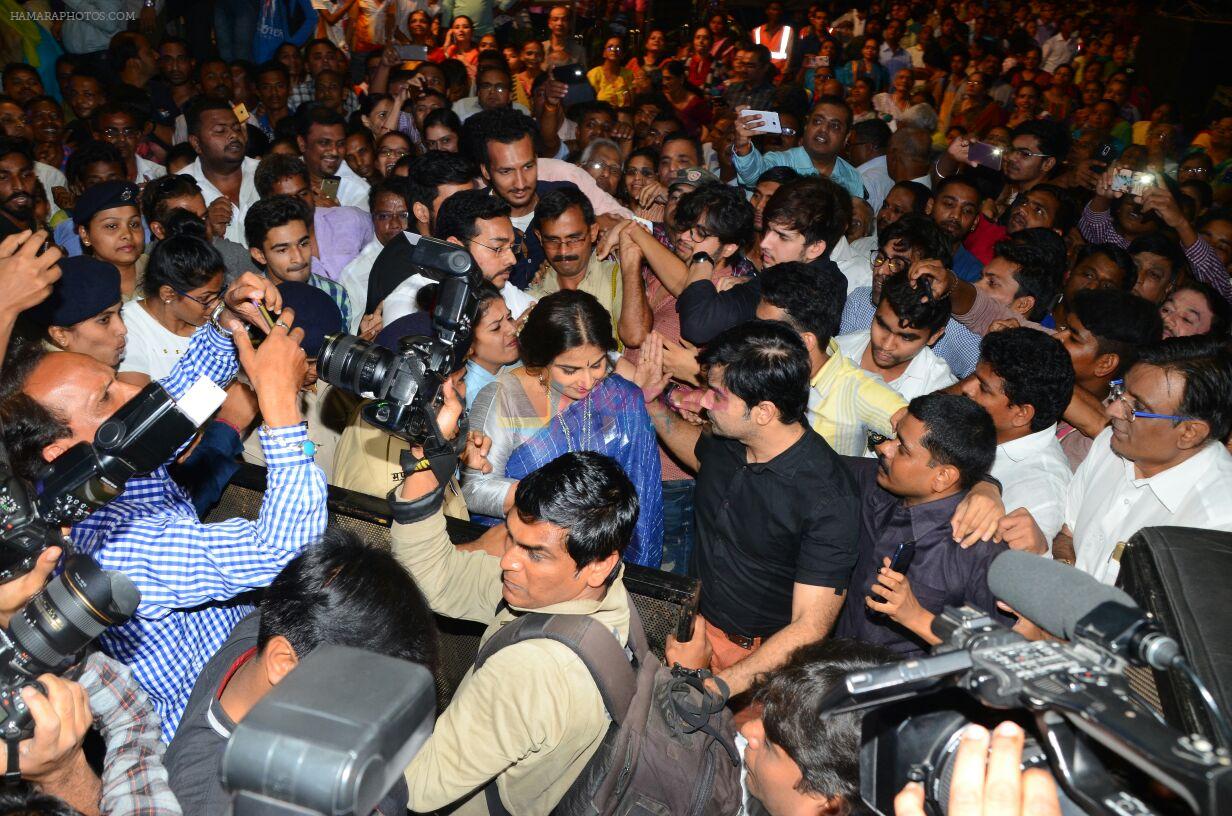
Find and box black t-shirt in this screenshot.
[164,612,410,816]
[690,428,861,638]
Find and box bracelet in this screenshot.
[933,157,950,180]
[261,423,317,458]
[210,303,233,336]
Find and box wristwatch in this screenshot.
[209,302,233,336]
[689,251,714,266]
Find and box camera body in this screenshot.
[319,234,479,451]
[825,606,1232,816]
[0,555,139,741]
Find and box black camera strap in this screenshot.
[4,735,20,785]
[388,415,461,525]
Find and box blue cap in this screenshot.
[23,256,121,327]
[275,280,344,359]
[73,180,140,227]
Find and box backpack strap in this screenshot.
[475,612,638,724]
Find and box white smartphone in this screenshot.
[741,109,783,134]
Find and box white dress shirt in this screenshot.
[1066,428,1232,585]
[834,330,956,403]
[338,237,384,333]
[335,162,371,211]
[34,161,66,222]
[451,97,531,123]
[855,154,894,214]
[133,154,167,184]
[384,276,534,326]
[1041,33,1080,73]
[181,156,261,246]
[992,425,1072,544]
[830,235,874,295]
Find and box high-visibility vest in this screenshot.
[753,24,793,61]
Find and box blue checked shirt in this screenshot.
[841,286,981,379]
[70,324,329,741]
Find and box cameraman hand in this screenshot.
[0,547,62,628]
[894,722,1062,816]
[13,676,93,785]
[397,373,467,501]
[231,307,307,429]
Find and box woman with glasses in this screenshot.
[617,146,663,221]
[462,290,664,567]
[587,37,636,108]
[118,220,226,386]
[374,131,413,177]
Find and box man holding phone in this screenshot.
[731,96,865,199]
[833,393,1013,655]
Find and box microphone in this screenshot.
[987,550,1181,670]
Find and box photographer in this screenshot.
[388,378,640,815]
[0,555,180,816]
[164,528,436,816]
[0,272,328,741]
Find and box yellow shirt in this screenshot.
[586,65,635,108]
[808,340,906,456]
[528,254,623,343]
[394,511,630,815]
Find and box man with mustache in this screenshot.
[528,186,651,349]
[731,96,866,200]
[0,137,39,238]
[925,176,984,282]
[832,392,1013,655]
[183,98,261,247]
[296,107,370,211]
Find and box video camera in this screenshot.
[822,552,1232,816]
[318,233,480,483]
[221,644,436,816]
[0,554,139,741]
[0,377,226,582]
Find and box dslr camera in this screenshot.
[0,377,225,583]
[0,554,139,741]
[318,234,479,473]
[822,553,1232,816]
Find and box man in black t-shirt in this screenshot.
[164,528,436,816]
[643,320,860,700]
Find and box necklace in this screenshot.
[542,374,592,452]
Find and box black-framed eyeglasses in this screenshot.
[178,289,223,308]
[624,166,655,178]
[866,429,895,452]
[1006,147,1051,159]
[871,251,908,275]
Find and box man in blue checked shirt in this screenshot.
[0,272,328,741]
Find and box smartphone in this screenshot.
[551,63,595,107]
[889,541,917,574]
[394,44,430,61]
[1090,138,1119,172]
[232,102,250,124]
[320,175,340,200]
[742,109,787,135]
[804,54,830,68]
[1109,168,1135,194]
[967,141,1004,171]
[256,303,277,332]
[1130,171,1156,196]
[551,63,586,84]
[675,590,700,644]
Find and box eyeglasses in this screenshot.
[101,126,142,139]
[1107,379,1195,423]
[541,233,589,249]
[624,166,656,178]
[866,429,895,452]
[1006,147,1051,159]
[178,289,223,308]
[686,223,714,242]
[477,83,509,93]
[378,147,410,159]
[467,236,523,257]
[870,251,908,275]
[584,160,621,176]
[373,210,410,223]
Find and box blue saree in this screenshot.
[504,374,664,568]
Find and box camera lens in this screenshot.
[319,334,397,399]
[8,554,139,674]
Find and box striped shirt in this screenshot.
[808,340,906,456]
[71,324,329,741]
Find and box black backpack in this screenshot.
[475,605,743,816]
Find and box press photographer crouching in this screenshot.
[389,379,641,814]
[0,272,328,741]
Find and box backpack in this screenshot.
[474,605,743,816]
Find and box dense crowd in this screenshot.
[0,0,1230,814]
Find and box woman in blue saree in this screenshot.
[462,291,664,567]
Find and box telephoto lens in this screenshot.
[318,334,398,399]
[7,554,141,676]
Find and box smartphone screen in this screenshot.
[320,176,341,199]
[968,141,1003,171]
[394,44,429,61]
